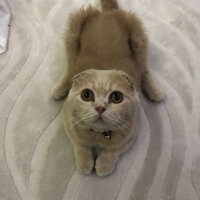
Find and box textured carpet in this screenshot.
[0,0,200,200]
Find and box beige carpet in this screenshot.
[0,0,200,200]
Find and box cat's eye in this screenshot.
[110,91,123,104]
[81,89,94,102]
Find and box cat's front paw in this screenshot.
[50,84,69,100]
[75,153,94,175]
[95,154,118,177]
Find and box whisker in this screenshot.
[108,113,129,128]
[107,117,125,132]
[71,113,95,127]
[69,112,94,123]
[106,113,129,131]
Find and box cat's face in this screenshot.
[67,69,139,132]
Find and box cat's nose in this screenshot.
[95,106,106,115]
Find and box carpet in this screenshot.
[0,0,200,199]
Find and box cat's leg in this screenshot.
[95,150,119,176]
[50,7,100,100]
[118,11,164,102]
[142,72,164,102]
[74,145,94,174]
[50,72,72,100]
[95,140,133,176]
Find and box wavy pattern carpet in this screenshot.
[1,0,200,200]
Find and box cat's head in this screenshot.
[67,69,140,132]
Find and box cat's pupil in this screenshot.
[85,91,90,98]
[114,92,120,100]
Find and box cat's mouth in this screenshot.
[94,117,104,123]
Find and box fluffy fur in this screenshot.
[62,69,140,176]
[51,0,164,176]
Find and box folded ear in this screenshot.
[72,71,86,82]
[72,69,95,88]
[115,70,136,91]
[72,72,87,88]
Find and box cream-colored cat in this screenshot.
[51,0,164,176]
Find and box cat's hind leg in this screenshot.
[50,7,100,100]
[142,72,164,102]
[117,11,164,102]
[50,72,71,100]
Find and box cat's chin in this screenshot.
[94,118,104,124]
[91,120,106,131]
[88,122,116,133]
[81,120,107,132]
[80,116,118,132]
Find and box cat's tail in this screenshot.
[100,0,119,11]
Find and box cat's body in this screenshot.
[72,10,141,88]
[51,0,164,176]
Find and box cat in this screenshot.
[50,0,164,176]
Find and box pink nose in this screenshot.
[95,106,106,115]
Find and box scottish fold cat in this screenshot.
[51,0,164,176]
